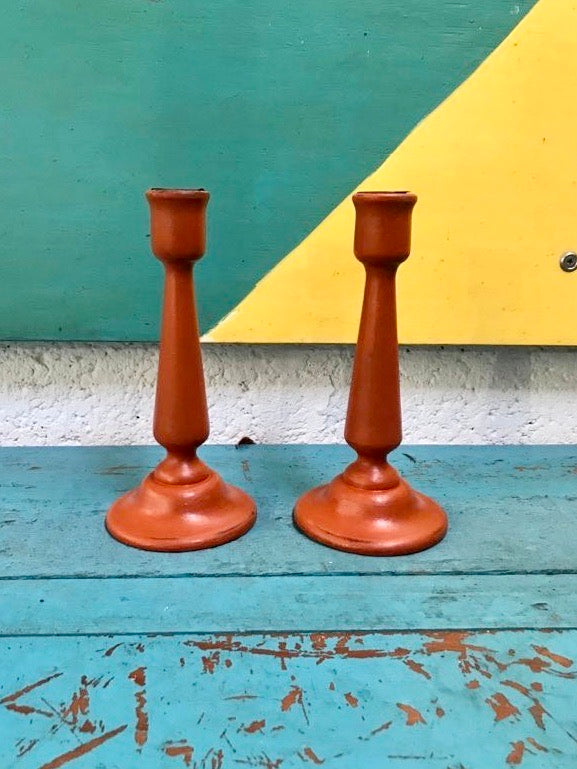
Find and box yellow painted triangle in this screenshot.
[206,0,577,344]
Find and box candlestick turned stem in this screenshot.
[294,191,448,555]
[106,188,256,551]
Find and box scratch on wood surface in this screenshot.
[103,642,123,657]
[16,739,38,757]
[396,703,426,726]
[5,701,53,717]
[0,671,62,704]
[370,721,392,735]
[37,724,127,769]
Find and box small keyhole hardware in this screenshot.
[560,251,577,272]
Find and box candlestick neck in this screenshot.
[152,258,209,483]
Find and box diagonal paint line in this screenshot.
[37,724,127,769]
[0,672,62,704]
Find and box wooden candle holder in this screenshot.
[294,191,448,555]
[106,189,256,551]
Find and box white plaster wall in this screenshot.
[0,343,575,446]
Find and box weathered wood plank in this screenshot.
[0,445,576,578]
[0,631,575,768]
[1,573,576,636]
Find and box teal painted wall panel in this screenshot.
[0,1,536,339]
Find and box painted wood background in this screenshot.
[1,444,576,766]
[4,0,573,343]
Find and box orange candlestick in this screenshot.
[106,189,256,551]
[294,191,448,555]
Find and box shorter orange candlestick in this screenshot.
[106,189,256,551]
[294,191,448,555]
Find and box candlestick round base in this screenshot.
[293,473,447,556]
[106,470,256,552]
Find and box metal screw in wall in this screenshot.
[560,251,577,272]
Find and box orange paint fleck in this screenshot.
[344,692,358,708]
[532,645,573,669]
[211,749,224,769]
[514,657,551,673]
[225,659,232,668]
[502,680,531,697]
[389,647,411,658]
[202,653,220,674]
[281,686,303,712]
[61,686,89,725]
[396,703,426,726]
[163,741,194,767]
[79,720,96,734]
[128,667,146,687]
[328,682,335,691]
[303,746,324,764]
[531,682,543,692]
[466,680,480,689]
[334,634,353,656]
[527,737,548,752]
[310,633,328,651]
[435,707,445,718]
[134,691,148,747]
[244,719,265,734]
[404,659,431,679]
[506,740,525,765]
[486,693,520,722]
[529,701,547,730]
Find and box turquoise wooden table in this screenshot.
[0,445,576,769]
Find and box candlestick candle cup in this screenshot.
[293,191,448,555]
[106,189,256,551]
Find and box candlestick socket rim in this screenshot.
[146,188,210,201]
[353,191,417,205]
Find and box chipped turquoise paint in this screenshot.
[0,1,537,340]
[1,632,576,767]
[1,444,576,766]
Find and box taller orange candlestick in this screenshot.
[294,191,448,555]
[106,188,256,551]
